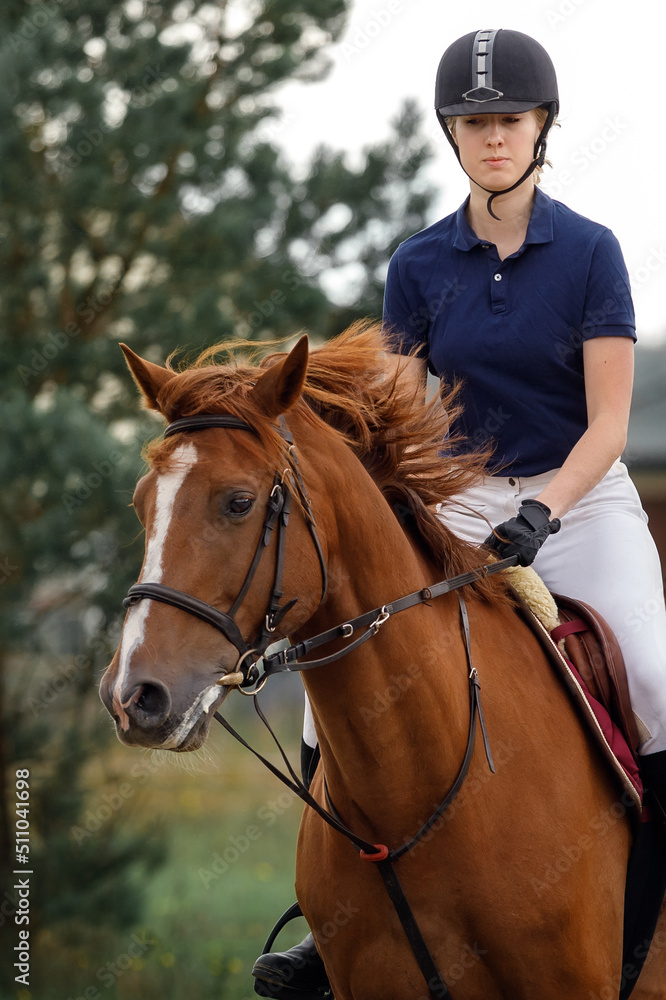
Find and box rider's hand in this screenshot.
[484,498,561,567]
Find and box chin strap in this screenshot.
[437,106,556,220]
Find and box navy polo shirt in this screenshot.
[383,188,636,476]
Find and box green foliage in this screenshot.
[0,0,436,993]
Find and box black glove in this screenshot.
[484,498,561,567]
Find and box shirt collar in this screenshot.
[452,186,555,252]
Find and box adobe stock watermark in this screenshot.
[341,1,403,62]
[64,930,153,1000]
[18,282,122,385]
[249,901,359,996]
[234,268,306,338]
[18,329,80,385]
[629,244,666,293]
[402,740,518,863]
[403,280,468,339]
[614,586,666,646]
[414,941,487,998]
[358,662,422,725]
[531,789,636,897]
[0,556,19,587]
[316,900,360,946]
[26,621,113,715]
[6,0,68,53]
[70,757,165,846]
[555,276,629,364]
[355,631,463,729]
[589,928,666,1000]
[255,111,299,145]
[52,67,169,179]
[544,0,590,27]
[61,451,124,513]
[198,790,298,887]
[542,117,629,201]
[27,656,88,716]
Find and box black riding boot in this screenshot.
[640,748,666,824]
[252,741,331,999]
[252,934,330,999]
[619,749,666,1000]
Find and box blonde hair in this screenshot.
[444,106,556,184]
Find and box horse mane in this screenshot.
[149,320,508,603]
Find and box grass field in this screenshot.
[28,686,311,1000]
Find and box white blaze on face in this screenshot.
[113,442,198,729]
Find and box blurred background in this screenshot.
[1,1,664,998]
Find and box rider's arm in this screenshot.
[534,335,634,520]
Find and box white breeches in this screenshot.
[441,461,666,755]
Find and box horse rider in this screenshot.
[252,28,666,999]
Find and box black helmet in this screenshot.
[434,29,559,218]
[435,29,559,119]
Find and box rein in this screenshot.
[122,410,518,1000]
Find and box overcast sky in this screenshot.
[266,0,666,344]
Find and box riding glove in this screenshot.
[485,498,561,567]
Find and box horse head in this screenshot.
[99,336,329,751]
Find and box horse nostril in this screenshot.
[122,679,171,729]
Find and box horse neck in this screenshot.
[295,434,473,838]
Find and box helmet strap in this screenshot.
[438,106,555,221]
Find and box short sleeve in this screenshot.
[382,247,429,357]
[581,229,636,342]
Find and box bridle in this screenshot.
[121,409,518,1000]
[123,412,329,692]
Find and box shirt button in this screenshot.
[481,243,490,249]
[494,273,502,282]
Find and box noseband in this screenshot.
[123,413,328,690]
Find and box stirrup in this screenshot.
[252,903,332,999]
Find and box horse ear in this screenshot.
[251,335,309,418]
[120,343,175,413]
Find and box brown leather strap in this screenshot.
[554,594,640,754]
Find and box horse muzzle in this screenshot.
[99,669,230,750]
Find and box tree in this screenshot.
[0,0,436,992]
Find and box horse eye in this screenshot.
[226,495,255,517]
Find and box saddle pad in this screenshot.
[514,599,643,818]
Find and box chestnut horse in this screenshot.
[100,322,666,999]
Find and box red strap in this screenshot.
[550,619,589,644]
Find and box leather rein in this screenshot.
[122,411,518,1000]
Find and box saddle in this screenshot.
[550,594,641,756]
[506,570,643,814]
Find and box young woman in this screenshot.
[253,28,666,998]
[382,28,666,777]
[380,32,666,984]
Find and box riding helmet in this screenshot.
[434,29,559,217]
[435,28,559,121]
